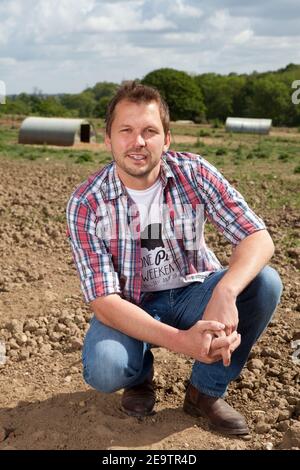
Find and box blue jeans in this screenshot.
[82,266,282,398]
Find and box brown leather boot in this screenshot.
[121,368,155,417]
[183,383,250,435]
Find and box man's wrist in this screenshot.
[170,329,186,355]
[213,281,238,299]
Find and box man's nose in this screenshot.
[133,132,146,147]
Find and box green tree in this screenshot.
[61,91,96,117]
[142,68,206,122]
[195,73,246,121]
[239,77,291,125]
[89,81,118,101]
[94,95,112,119]
[36,96,69,117]
[1,96,30,115]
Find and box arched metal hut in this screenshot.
[19,117,96,146]
[225,117,272,134]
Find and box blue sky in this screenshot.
[0,0,300,94]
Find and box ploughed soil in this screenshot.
[0,155,299,451]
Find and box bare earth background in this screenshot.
[0,125,299,450]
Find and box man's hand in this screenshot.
[209,329,241,366]
[201,286,241,366]
[179,320,239,364]
[202,287,239,335]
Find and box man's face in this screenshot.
[105,99,170,189]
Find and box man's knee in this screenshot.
[83,354,127,393]
[82,341,140,393]
[246,266,283,315]
[254,266,282,301]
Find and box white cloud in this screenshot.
[81,0,175,34]
[170,0,203,18]
[0,57,17,66]
[0,15,19,46]
[0,0,300,93]
[232,29,254,45]
[84,10,174,32]
[0,0,22,17]
[208,9,231,30]
[162,32,205,47]
[24,0,96,41]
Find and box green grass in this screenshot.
[198,129,211,137]
[170,123,212,137]
[215,147,227,156]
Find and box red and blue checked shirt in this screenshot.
[66,151,266,304]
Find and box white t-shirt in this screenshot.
[126,180,186,292]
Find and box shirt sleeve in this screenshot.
[197,157,266,245]
[66,194,121,303]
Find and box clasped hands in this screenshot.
[184,318,241,366]
[182,286,241,366]
[199,289,241,367]
[202,327,241,367]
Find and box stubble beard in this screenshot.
[113,149,161,179]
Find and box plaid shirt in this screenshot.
[66,151,266,304]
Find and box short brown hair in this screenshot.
[105,81,170,136]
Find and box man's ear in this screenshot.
[163,131,171,152]
[104,133,112,151]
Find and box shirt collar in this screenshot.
[101,152,175,201]
[160,153,175,185]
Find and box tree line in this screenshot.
[1,64,300,126]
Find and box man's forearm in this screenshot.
[91,294,182,352]
[215,229,274,298]
[90,294,230,364]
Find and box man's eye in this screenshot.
[146,129,157,134]
[121,128,130,132]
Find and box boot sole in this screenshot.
[121,405,156,418]
[183,401,250,436]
